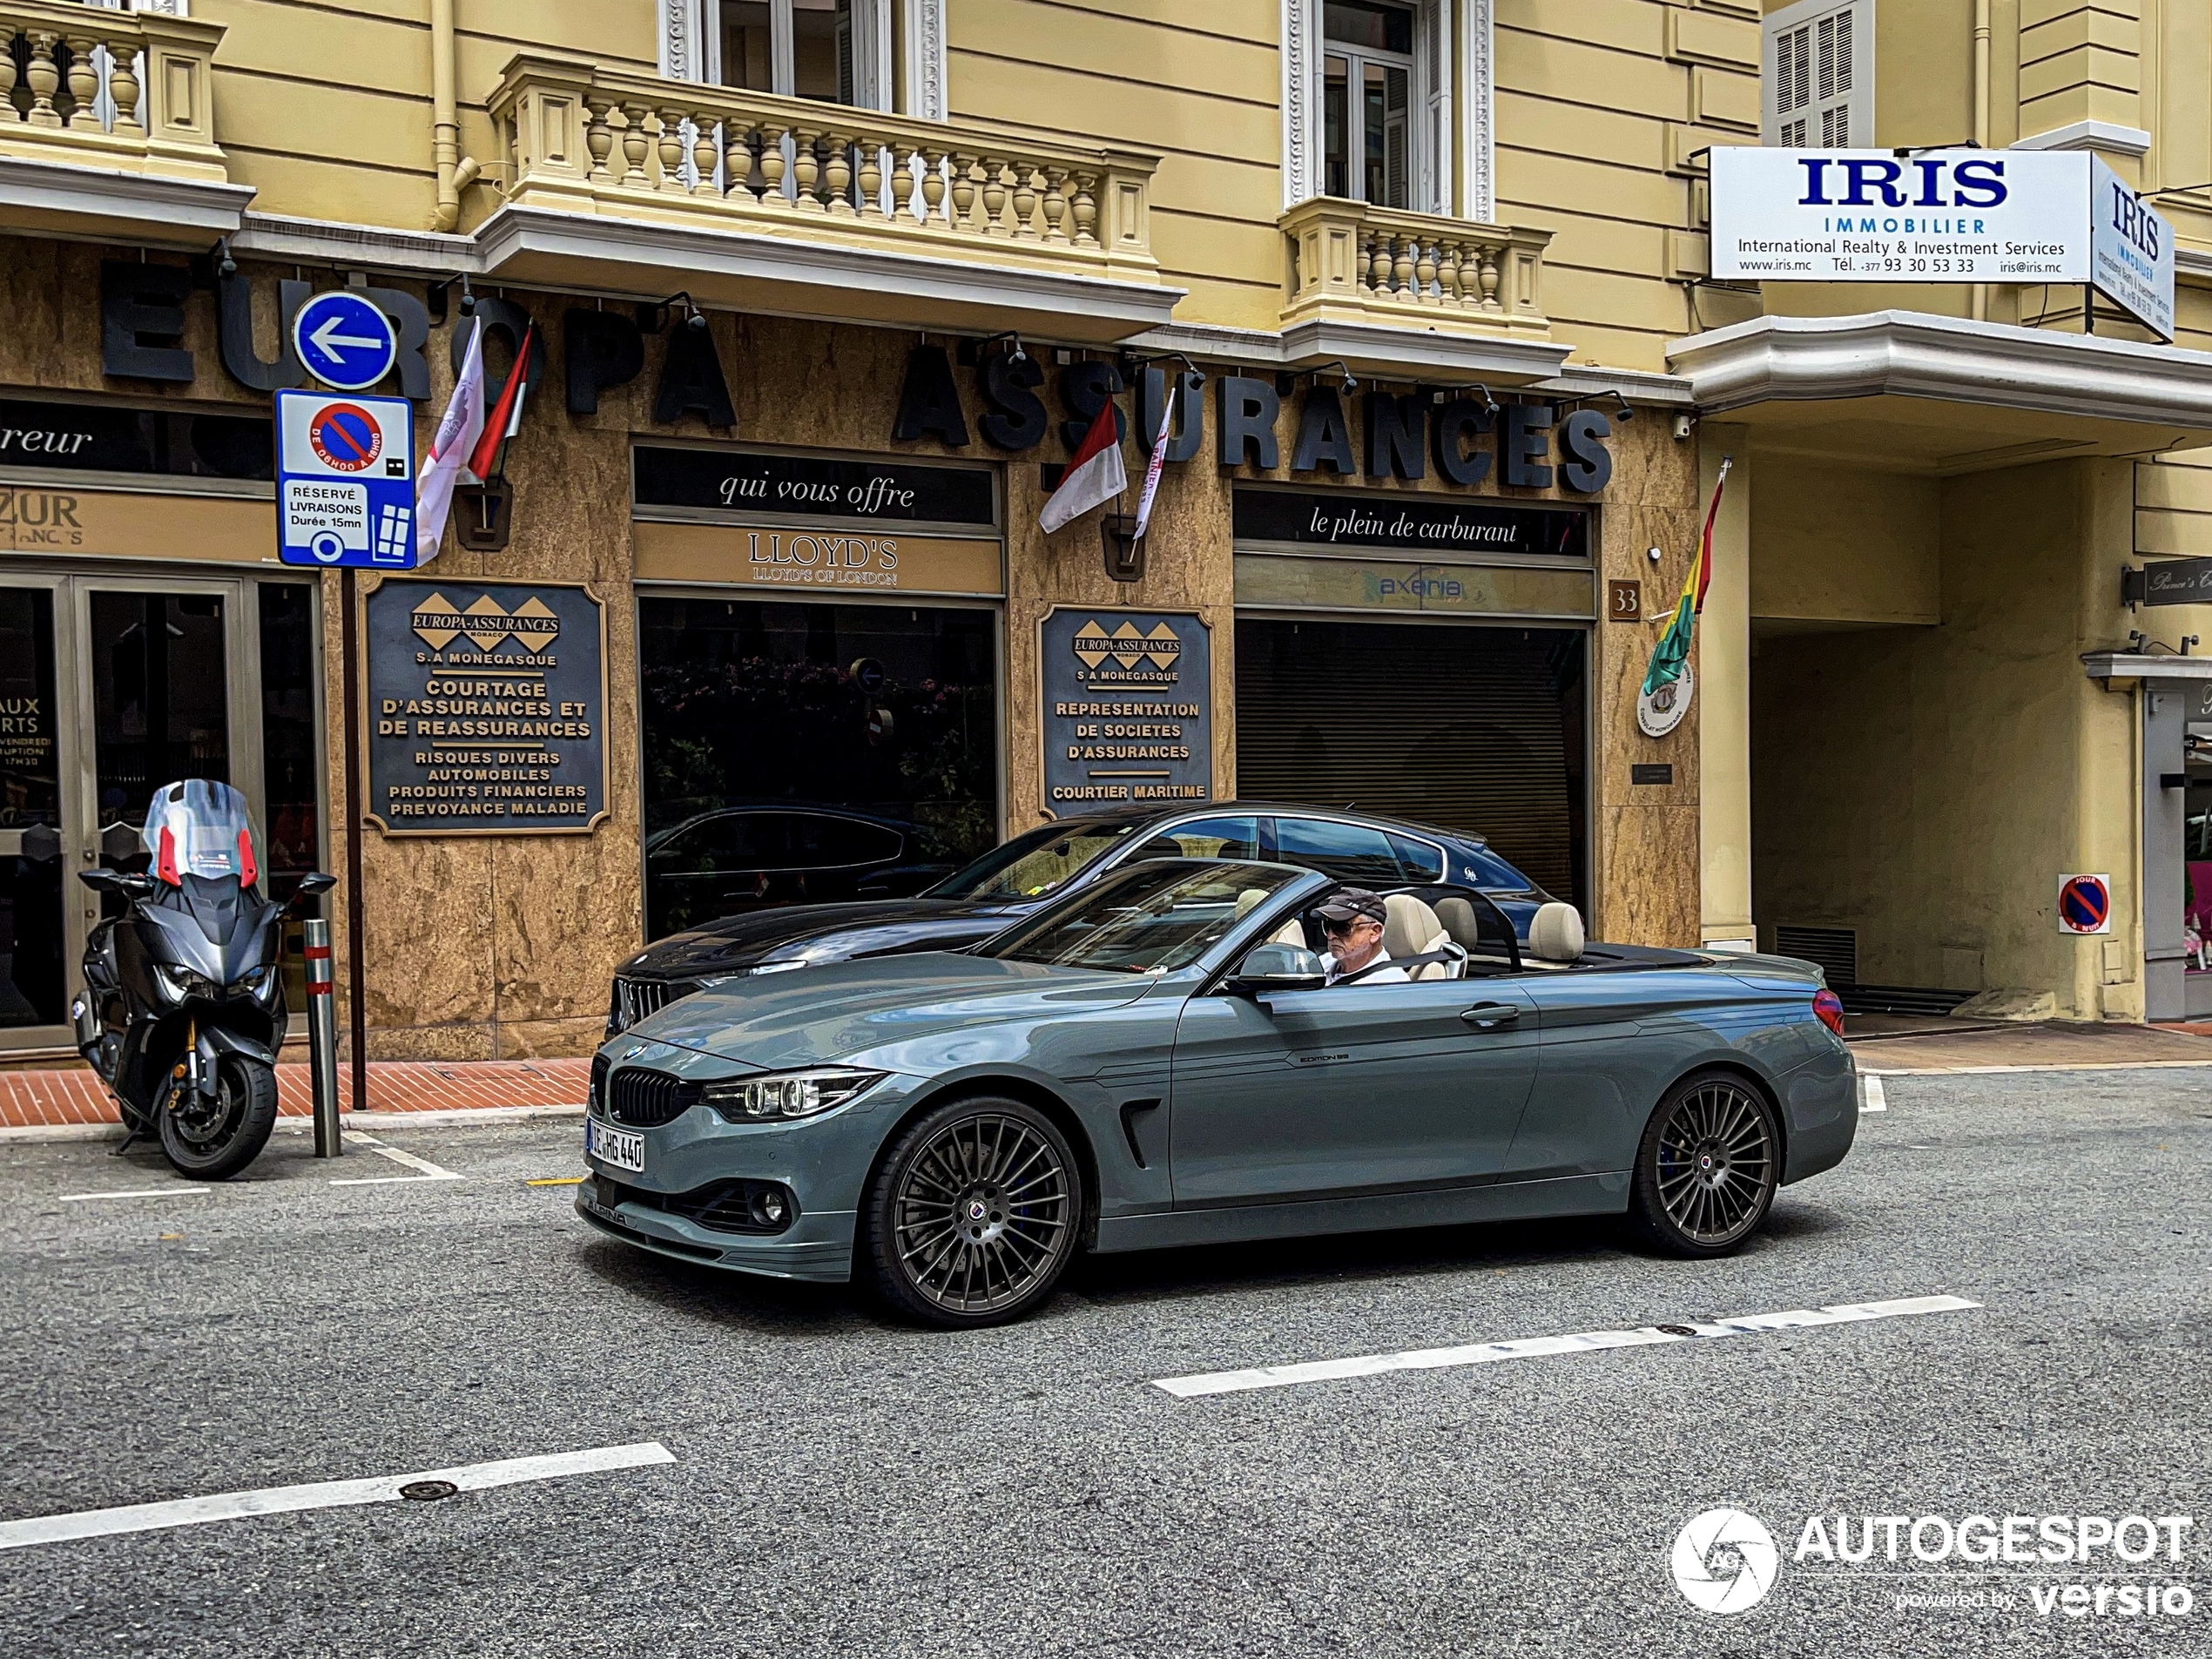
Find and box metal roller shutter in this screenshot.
[1234,617,1587,906]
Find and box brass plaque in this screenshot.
[633,518,1003,597]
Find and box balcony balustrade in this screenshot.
[488,55,1164,295]
[0,0,226,181]
[1281,198,1551,341]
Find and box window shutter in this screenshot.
[1762,0,1871,149]
[1415,0,1451,216]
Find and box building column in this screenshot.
[1699,427,1754,951]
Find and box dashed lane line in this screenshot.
[1151,1293,1983,1399]
[0,1441,676,1551]
[57,1187,210,1203]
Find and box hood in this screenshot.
[624,951,1157,1072]
[623,899,1028,977]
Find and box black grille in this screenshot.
[610,975,702,1033]
[607,1068,703,1128]
[605,1176,797,1237]
[590,1054,609,1113]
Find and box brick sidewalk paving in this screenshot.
[0,1057,591,1130]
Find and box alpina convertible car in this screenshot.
[579,860,1857,1327]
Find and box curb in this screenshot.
[0,1103,585,1146]
[1858,1058,2212,1077]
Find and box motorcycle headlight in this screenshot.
[226,967,275,1000]
[153,963,221,1002]
[703,1068,885,1122]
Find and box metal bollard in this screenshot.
[303,917,342,1158]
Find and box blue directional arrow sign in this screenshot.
[291,290,398,392]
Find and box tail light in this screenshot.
[1813,988,1846,1037]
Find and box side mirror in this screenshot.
[1230,942,1326,993]
[293,872,337,897]
[79,869,158,900]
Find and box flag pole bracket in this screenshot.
[453,479,515,552]
[1102,514,1144,582]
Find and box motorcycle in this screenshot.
[70,779,334,1180]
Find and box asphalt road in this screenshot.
[1,1068,2206,1658]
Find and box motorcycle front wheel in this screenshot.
[158,1055,278,1180]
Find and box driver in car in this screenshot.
[1317,889,1407,986]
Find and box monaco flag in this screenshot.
[1039,398,1127,534]
[415,317,487,565]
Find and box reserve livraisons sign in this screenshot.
[366,579,607,834]
[1040,609,1213,810]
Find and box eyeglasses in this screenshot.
[1322,916,1371,937]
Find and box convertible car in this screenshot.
[608,802,1555,1036]
[579,860,1857,1327]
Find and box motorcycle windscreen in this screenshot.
[143,779,262,887]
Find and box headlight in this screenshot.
[226,967,275,999]
[153,964,220,1002]
[704,1068,885,1122]
[749,960,808,976]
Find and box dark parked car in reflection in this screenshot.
[644,804,958,938]
[611,802,1558,1035]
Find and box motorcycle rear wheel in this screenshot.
[158,1055,277,1181]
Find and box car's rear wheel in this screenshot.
[861,1096,1082,1328]
[1625,1071,1779,1257]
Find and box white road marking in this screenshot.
[57,1187,210,1203]
[0,1441,676,1552]
[1152,1293,1982,1399]
[330,1133,462,1186]
[1860,1075,1888,1112]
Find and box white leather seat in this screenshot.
[1433,896,1482,948]
[1234,887,1269,918]
[1382,894,1455,981]
[1268,917,1308,949]
[1527,901,1586,966]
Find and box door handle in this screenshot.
[1460,1002,1521,1028]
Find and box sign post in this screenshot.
[302,916,342,1158]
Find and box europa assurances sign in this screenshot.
[1040,610,1212,810]
[1710,148,2174,338]
[366,579,608,833]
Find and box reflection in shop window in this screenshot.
[639,597,997,939]
[259,583,320,1014]
[0,589,62,1028]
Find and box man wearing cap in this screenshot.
[1315,888,1407,986]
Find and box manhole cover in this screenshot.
[1655,1324,1700,1337]
[399,1480,459,1502]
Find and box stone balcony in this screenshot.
[1276,198,1561,379]
[481,53,1181,343]
[0,0,247,244]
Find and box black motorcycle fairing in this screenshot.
[133,875,286,989]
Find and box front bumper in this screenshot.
[576,1177,855,1282]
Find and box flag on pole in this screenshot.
[468,322,534,484]
[1641,455,1731,697]
[1039,398,1127,535]
[1130,377,1176,540]
[415,317,486,566]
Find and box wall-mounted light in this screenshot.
[1278,361,1359,397]
[1673,413,1694,441]
[1646,545,1663,565]
[978,329,1028,365]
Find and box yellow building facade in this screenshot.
[0,0,2205,1059]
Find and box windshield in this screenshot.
[982,861,1306,974]
[925,819,1138,900]
[143,779,260,887]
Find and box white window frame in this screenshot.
[660,0,909,114]
[1762,0,1872,149]
[1284,0,1487,219]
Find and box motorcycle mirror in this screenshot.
[293,872,337,897]
[79,868,158,899]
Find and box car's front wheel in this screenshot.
[1625,1071,1780,1257]
[861,1096,1082,1328]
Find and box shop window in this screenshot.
[1285,0,1472,216]
[0,589,62,1028]
[1764,0,1871,148]
[638,597,996,939]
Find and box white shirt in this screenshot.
[1324,948,1407,987]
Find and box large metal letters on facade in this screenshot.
[366,579,608,834]
[1039,609,1212,810]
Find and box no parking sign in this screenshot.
[2057,873,2113,935]
[273,389,416,569]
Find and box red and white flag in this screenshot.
[468,322,534,483]
[1039,398,1127,535]
[415,317,486,565]
[1131,378,1176,540]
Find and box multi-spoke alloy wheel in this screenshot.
[1626,1073,1779,1257]
[863,1097,1082,1327]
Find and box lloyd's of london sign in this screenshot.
[1710,148,2175,339]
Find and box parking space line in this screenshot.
[1861,1076,1888,1112]
[0,1440,676,1551]
[58,1188,211,1203]
[330,1134,462,1186]
[1151,1293,1982,1399]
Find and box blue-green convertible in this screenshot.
[579,860,1857,1327]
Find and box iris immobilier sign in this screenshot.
[1710,148,2174,339]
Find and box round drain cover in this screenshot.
[399,1480,459,1502]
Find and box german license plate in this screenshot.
[585,1117,644,1173]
